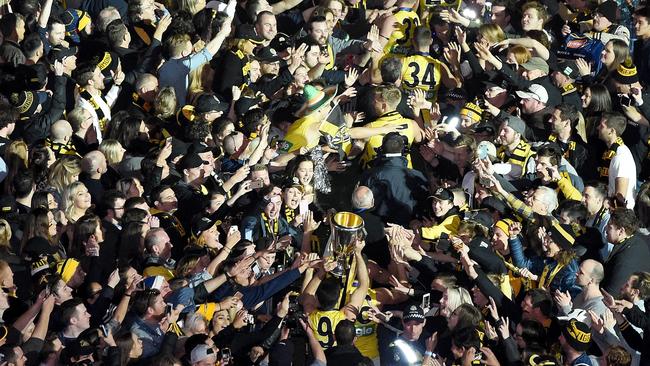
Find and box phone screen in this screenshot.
[422,293,431,312]
[299,199,309,215]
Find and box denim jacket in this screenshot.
[509,236,581,297]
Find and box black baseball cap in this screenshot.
[190,216,221,239]
[48,45,78,63]
[176,153,208,171]
[195,94,229,114]
[235,24,265,44]
[430,188,454,202]
[254,46,282,63]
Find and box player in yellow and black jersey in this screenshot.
[380,0,421,55]
[398,26,461,102]
[302,241,370,350]
[359,85,423,168]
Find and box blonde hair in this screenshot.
[509,45,532,65]
[522,2,548,22]
[175,254,201,278]
[444,287,472,316]
[48,156,81,195]
[0,219,12,252]
[178,0,203,15]
[188,64,215,105]
[478,24,506,44]
[182,312,208,336]
[154,87,178,120]
[4,140,28,167]
[63,181,88,222]
[99,139,125,166]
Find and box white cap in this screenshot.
[515,84,549,104]
[190,344,216,364]
[205,0,227,11]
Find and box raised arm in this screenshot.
[205,12,233,56]
[344,240,369,320]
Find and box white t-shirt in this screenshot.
[608,144,637,209]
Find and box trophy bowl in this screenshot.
[329,212,365,277]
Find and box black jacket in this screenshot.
[359,156,429,226]
[497,63,562,108]
[602,234,650,296]
[326,344,372,366]
[12,75,66,145]
[621,300,650,364]
[171,180,211,231]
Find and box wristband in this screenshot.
[425,351,435,357]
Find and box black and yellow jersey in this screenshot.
[352,289,380,359]
[384,8,420,54]
[496,140,535,178]
[399,51,443,101]
[324,43,335,71]
[360,111,418,168]
[308,309,348,349]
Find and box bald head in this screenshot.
[81,150,107,176]
[136,73,158,92]
[50,120,73,143]
[97,6,121,33]
[223,132,244,155]
[352,186,374,209]
[582,259,604,284]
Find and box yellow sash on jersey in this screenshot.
[538,263,565,289]
[324,43,335,70]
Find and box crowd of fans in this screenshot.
[2,0,650,364]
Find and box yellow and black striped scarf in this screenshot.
[79,88,108,132]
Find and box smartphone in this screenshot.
[474,351,483,361]
[228,226,239,235]
[422,293,431,312]
[99,324,109,337]
[250,179,264,189]
[251,262,261,276]
[299,199,309,215]
[221,347,232,360]
[165,303,173,316]
[477,144,489,160]
[233,291,244,299]
[270,135,279,149]
[425,0,443,7]
[619,94,632,107]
